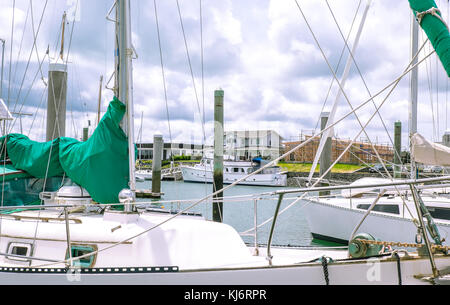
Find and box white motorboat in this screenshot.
[135,169,152,180]
[181,157,288,187]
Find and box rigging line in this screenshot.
[94,57,446,264]
[435,36,439,139]
[313,0,363,134]
[424,35,437,141]
[5,40,49,135]
[153,0,173,145]
[199,0,208,211]
[325,0,404,168]
[200,0,205,128]
[30,50,438,269]
[176,0,215,209]
[8,0,49,129]
[50,11,63,63]
[11,4,30,96]
[69,61,76,139]
[0,0,14,243]
[1,0,17,245]
[300,0,394,182]
[175,0,207,143]
[6,0,16,110]
[26,85,47,138]
[29,0,47,87]
[241,43,434,235]
[31,2,78,248]
[153,0,181,202]
[447,0,449,132]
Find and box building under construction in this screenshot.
[283,132,394,165]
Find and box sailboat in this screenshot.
[0,0,448,286]
[302,0,450,247]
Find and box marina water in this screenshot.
[136,180,334,247]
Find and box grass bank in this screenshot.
[278,162,364,173]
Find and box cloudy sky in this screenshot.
[0,0,448,151]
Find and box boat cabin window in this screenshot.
[6,242,33,262]
[427,207,450,221]
[356,204,400,215]
[1,176,63,207]
[66,245,97,268]
[233,168,239,173]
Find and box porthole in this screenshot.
[66,244,98,268]
[6,243,33,262]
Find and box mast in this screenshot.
[97,75,103,125]
[307,0,371,184]
[60,12,67,62]
[409,14,419,179]
[116,0,136,211]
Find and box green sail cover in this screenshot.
[59,96,130,204]
[0,97,131,204]
[1,135,64,178]
[409,0,450,77]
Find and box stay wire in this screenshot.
[313,0,362,134]
[8,0,49,133]
[240,1,432,235]
[6,0,16,110]
[325,0,404,167]
[153,0,179,202]
[304,0,395,182]
[175,0,207,144]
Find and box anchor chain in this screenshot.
[355,239,450,252]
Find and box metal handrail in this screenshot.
[269,175,450,196]
[266,194,284,265]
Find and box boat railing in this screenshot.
[267,175,450,197]
[2,176,448,268]
[244,175,450,264]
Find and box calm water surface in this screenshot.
[136,180,335,247]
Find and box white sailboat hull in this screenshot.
[0,251,448,285]
[1,210,447,285]
[303,197,450,245]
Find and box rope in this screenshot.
[320,256,331,285]
[393,251,402,285]
[416,7,449,30]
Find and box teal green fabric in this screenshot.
[0,97,132,204]
[3,135,64,178]
[59,96,130,204]
[409,0,450,77]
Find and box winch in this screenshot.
[348,233,383,258]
